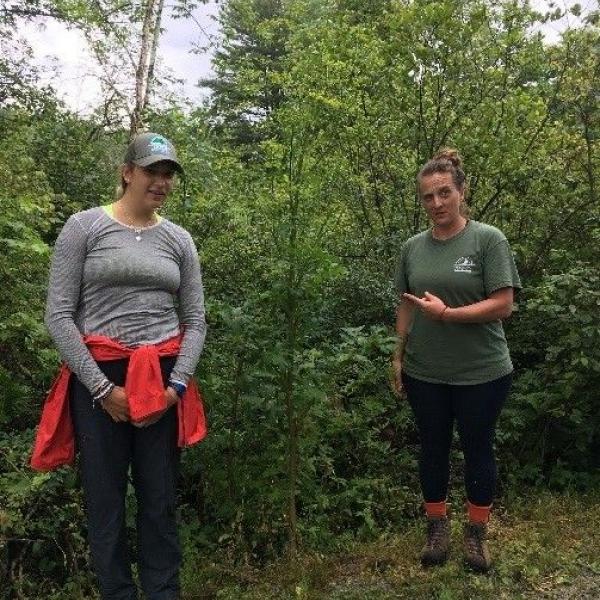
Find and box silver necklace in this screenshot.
[114,203,157,241]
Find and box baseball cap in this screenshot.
[124,132,184,174]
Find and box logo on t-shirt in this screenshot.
[454,256,476,273]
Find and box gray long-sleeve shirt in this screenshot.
[45,206,206,398]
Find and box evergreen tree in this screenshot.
[202,0,288,150]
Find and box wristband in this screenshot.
[439,305,448,320]
[169,380,187,399]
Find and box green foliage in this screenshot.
[0,430,95,599]
[28,108,124,217]
[296,325,420,546]
[0,110,57,427]
[502,257,600,488]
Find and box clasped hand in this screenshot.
[101,385,179,426]
[402,291,447,320]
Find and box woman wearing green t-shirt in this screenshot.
[393,149,521,572]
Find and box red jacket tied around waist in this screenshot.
[30,335,207,471]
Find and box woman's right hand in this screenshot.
[101,386,130,422]
[392,357,403,396]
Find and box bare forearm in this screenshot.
[396,301,414,335]
[403,287,514,324]
[443,297,512,323]
[394,301,414,359]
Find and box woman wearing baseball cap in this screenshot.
[39,132,206,600]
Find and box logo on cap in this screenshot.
[149,135,169,155]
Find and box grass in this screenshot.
[180,490,600,599]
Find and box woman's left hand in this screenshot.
[402,291,447,320]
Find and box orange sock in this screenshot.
[467,501,492,524]
[424,500,447,518]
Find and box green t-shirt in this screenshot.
[395,220,521,385]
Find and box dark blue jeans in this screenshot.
[70,357,181,600]
[402,371,513,506]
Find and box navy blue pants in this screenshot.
[402,372,512,506]
[70,357,181,600]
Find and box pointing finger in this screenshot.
[402,293,422,305]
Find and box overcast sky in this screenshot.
[19,0,591,115]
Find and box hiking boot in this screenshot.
[420,516,450,566]
[463,522,492,573]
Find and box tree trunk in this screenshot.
[142,0,165,112]
[130,0,165,137]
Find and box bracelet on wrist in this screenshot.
[93,381,115,408]
[439,305,448,320]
